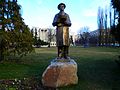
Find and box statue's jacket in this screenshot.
[52,12,71,47]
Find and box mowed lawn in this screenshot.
[0,46,120,90]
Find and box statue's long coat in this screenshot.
[52,12,71,46]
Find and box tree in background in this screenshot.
[0,0,33,61]
[97,7,104,46]
[97,6,117,47]
[89,31,99,47]
[111,0,120,64]
[48,28,55,48]
[33,28,38,46]
[111,0,120,46]
[79,26,90,47]
[104,7,108,46]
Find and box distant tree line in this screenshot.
[76,0,120,47]
[0,0,33,61]
[97,6,115,46]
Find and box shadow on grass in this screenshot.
[60,58,120,90]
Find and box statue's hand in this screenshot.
[64,21,71,27]
[57,23,62,26]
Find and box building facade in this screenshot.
[31,27,56,46]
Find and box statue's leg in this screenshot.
[63,46,69,59]
[61,46,64,58]
[58,46,62,58]
[63,46,66,59]
[58,46,60,57]
[66,46,69,57]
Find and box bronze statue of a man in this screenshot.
[52,3,71,59]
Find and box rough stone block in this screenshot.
[42,58,78,87]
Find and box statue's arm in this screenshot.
[52,14,71,27]
[52,14,59,26]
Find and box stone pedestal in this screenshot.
[42,58,78,88]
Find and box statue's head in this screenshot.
[58,3,66,11]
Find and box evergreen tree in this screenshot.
[0,0,33,61]
[111,0,120,64]
[111,0,120,45]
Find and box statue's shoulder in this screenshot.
[64,13,69,16]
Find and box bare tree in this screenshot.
[48,28,55,48]
[104,7,109,46]
[97,7,104,46]
[79,26,90,47]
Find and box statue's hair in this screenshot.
[58,3,66,10]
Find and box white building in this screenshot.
[31,27,56,46]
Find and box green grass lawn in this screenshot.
[0,46,120,90]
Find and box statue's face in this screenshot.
[59,5,65,11]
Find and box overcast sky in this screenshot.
[18,0,111,34]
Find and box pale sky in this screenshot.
[18,0,111,34]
